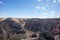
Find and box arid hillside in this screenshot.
[0,18,60,40]
[0,18,60,35]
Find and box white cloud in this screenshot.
[46,0,49,1]
[50,11,55,13]
[37,0,41,2]
[41,6,46,10]
[49,11,55,16]
[0,1,4,5]
[40,11,57,18]
[45,5,48,7]
[0,1,2,4]
[50,13,55,15]
[43,13,48,15]
[57,0,60,2]
[36,6,40,9]
[53,0,60,3]
[36,6,46,10]
[53,0,57,3]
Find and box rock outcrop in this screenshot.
[0,25,7,40]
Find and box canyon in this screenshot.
[0,18,60,40]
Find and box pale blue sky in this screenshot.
[0,0,60,18]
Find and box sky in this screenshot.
[0,0,60,18]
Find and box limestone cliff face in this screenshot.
[0,18,25,25]
[0,18,26,40]
[0,25,7,40]
[0,18,6,22]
